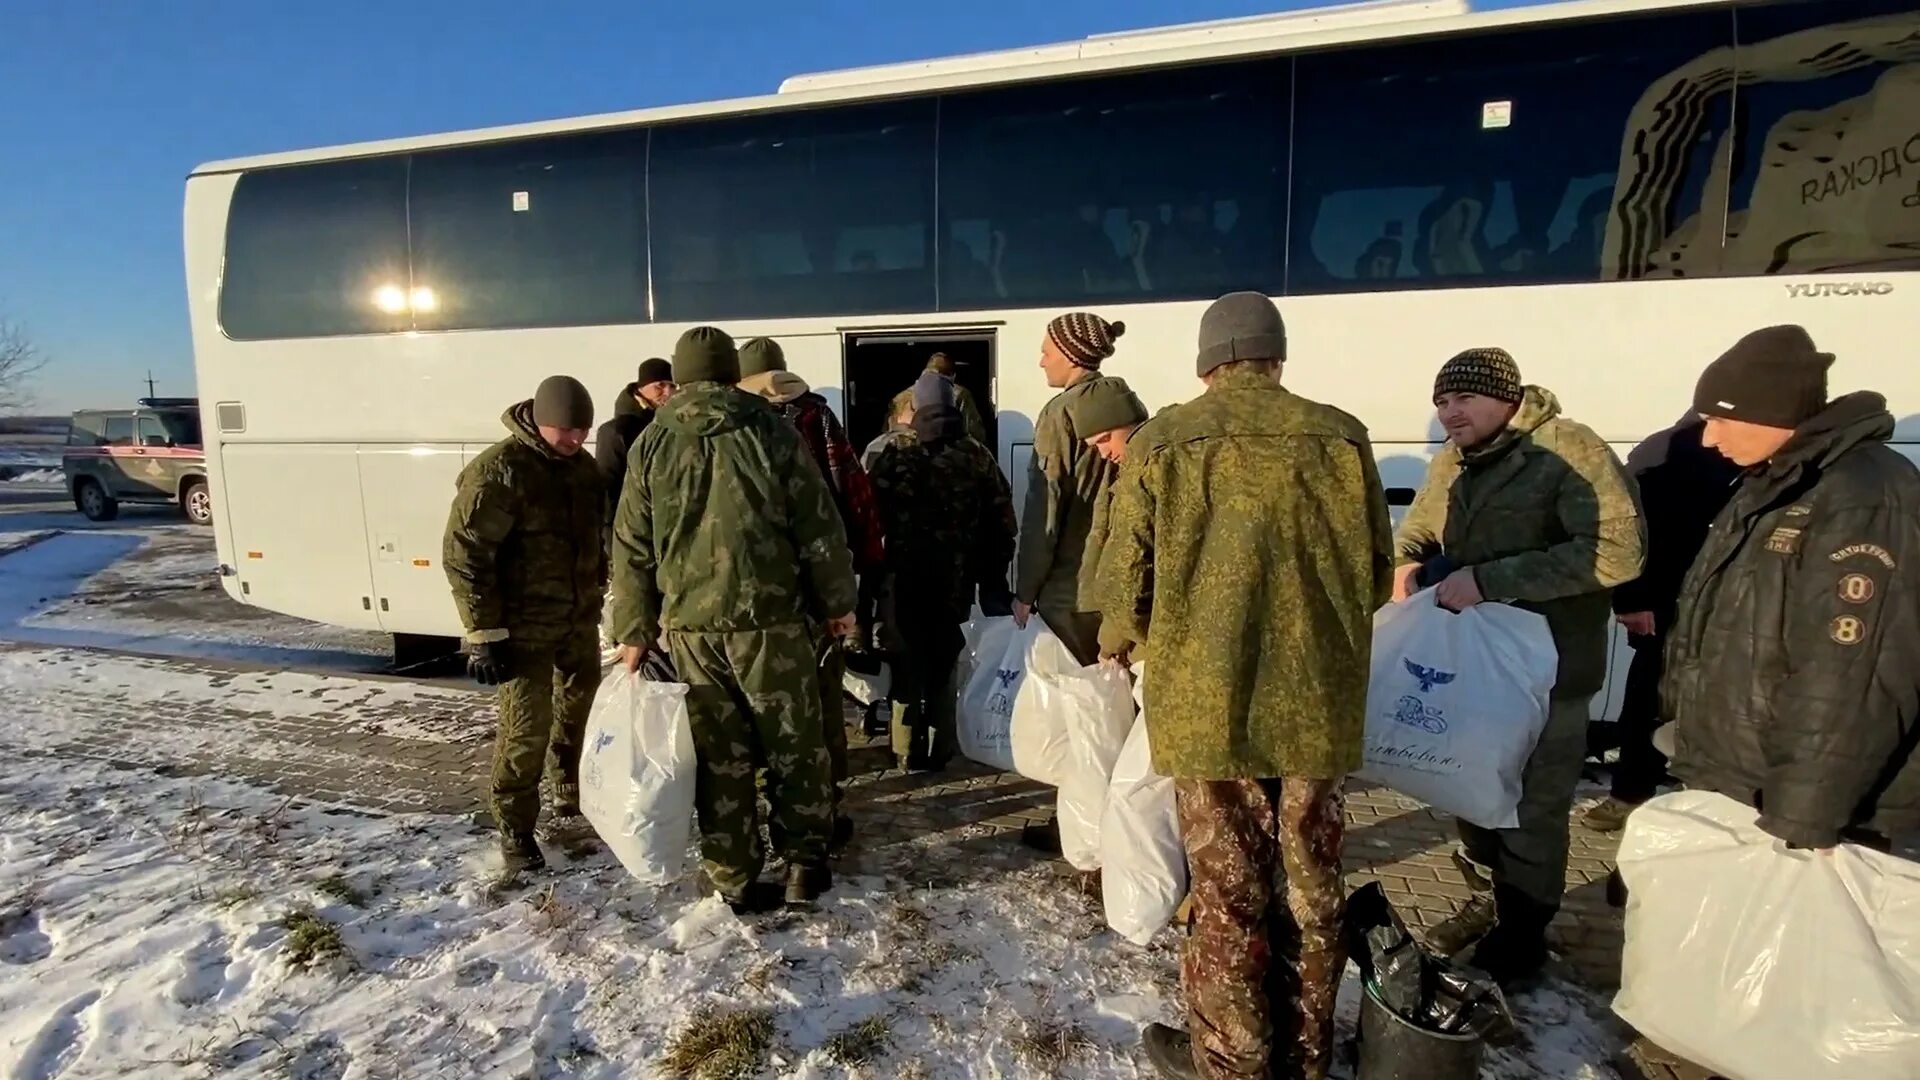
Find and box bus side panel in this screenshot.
[220,444,380,632]
[357,444,467,637]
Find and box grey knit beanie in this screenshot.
[911,370,955,410]
[1196,292,1287,377]
[531,375,594,429]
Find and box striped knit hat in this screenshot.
[1046,312,1126,369]
[1433,347,1524,405]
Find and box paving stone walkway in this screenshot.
[2,640,1630,992]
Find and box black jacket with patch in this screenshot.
[1665,392,1920,847]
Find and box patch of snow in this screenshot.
[2,467,63,485]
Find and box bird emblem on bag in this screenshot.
[1404,659,1455,694]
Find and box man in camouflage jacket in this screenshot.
[608,327,859,913]
[443,375,607,880]
[869,371,1017,770]
[1101,294,1394,1080]
[1395,348,1644,984]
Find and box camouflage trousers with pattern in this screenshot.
[667,624,836,899]
[490,631,602,836]
[1175,776,1345,1080]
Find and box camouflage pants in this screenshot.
[490,632,602,836]
[668,624,835,899]
[885,610,963,765]
[1175,777,1345,1080]
[1457,695,1590,909]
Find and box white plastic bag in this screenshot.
[580,670,698,886]
[1042,656,1135,870]
[1101,662,1188,944]
[841,660,889,707]
[1613,790,1920,1080]
[1009,627,1081,786]
[956,616,1035,773]
[1355,591,1557,829]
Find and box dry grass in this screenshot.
[822,1015,891,1067]
[279,908,344,970]
[660,1006,775,1079]
[315,874,367,908]
[1013,1016,1097,1075]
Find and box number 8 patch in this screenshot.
[1830,615,1866,645]
[1838,573,1876,604]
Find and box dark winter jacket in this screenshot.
[869,404,1017,624]
[1611,416,1741,633]
[743,370,886,572]
[1665,392,1920,848]
[443,402,607,645]
[595,384,654,535]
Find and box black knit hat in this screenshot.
[532,375,594,429]
[1197,292,1287,376]
[1693,325,1833,430]
[673,326,740,385]
[1047,312,1126,368]
[636,357,673,388]
[1433,348,1524,405]
[738,338,787,378]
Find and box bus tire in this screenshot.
[76,479,118,522]
[181,479,213,526]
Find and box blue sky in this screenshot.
[0,0,1541,413]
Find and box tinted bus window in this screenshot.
[649,100,936,320]
[1724,0,1920,276]
[1287,10,1734,293]
[938,63,1288,310]
[410,131,649,330]
[220,158,411,338]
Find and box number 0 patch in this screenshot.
[1831,615,1866,645]
[1839,573,1876,604]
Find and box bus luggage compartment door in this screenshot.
[356,444,466,637]
[219,444,377,630]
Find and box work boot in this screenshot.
[1424,893,1496,958]
[550,783,582,819]
[1451,849,1494,893]
[1468,885,1554,987]
[1580,796,1641,834]
[785,863,833,908]
[1141,1023,1200,1080]
[723,881,786,917]
[497,832,545,882]
[1020,818,1063,856]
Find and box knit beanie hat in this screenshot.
[738,338,787,379]
[1693,325,1833,429]
[1046,312,1126,368]
[636,357,674,388]
[911,370,955,410]
[1065,378,1149,438]
[673,326,740,385]
[1196,292,1287,377]
[1433,348,1523,405]
[532,375,594,429]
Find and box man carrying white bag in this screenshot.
[1101,662,1188,947]
[1012,630,1133,871]
[579,669,699,886]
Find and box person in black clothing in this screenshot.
[1581,416,1741,832]
[595,358,675,541]
[1664,325,1920,852]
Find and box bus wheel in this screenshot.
[182,480,213,526]
[76,479,118,522]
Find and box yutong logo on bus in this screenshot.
[1786,282,1895,298]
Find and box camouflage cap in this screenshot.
[1066,377,1149,438]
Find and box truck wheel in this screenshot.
[182,480,213,526]
[76,479,118,522]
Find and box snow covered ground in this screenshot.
[0,754,1627,1079]
[0,527,1631,1078]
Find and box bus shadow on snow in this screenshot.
[0,531,395,674]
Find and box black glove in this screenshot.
[978,581,1015,619]
[1412,554,1458,591]
[466,641,508,686]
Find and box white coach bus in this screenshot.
[186,0,1920,694]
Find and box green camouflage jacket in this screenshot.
[1097,368,1395,779]
[1016,372,1123,613]
[443,401,607,645]
[869,429,1017,622]
[1395,385,1646,698]
[607,382,858,644]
